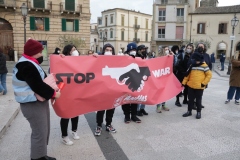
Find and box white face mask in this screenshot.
[104,51,112,55]
[186,49,192,53]
[130,51,136,56]
[175,51,178,54]
[71,50,79,56]
[57,50,60,53]
[165,50,169,55]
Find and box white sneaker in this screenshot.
[72,131,80,140]
[62,136,73,145]
[225,99,230,104]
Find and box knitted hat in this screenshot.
[192,52,204,61]
[24,39,43,56]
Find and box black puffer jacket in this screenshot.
[0,52,8,74]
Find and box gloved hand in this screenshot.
[201,83,205,88]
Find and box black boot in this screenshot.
[137,111,143,116]
[196,112,201,119]
[175,101,182,107]
[140,109,148,115]
[182,111,192,117]
[131,115,141,123]
[182,100,188,104]
[31,156,56,160]
[124,115,131,123]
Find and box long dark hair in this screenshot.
[62,45,74,56]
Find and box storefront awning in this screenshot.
[218,42,226,50]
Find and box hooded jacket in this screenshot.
[101,43,115,55]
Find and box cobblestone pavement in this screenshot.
[1,69,240,160]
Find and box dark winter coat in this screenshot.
[0,52,8,74]
[220,53,226,63]
[211,53,215,63]
[229,56,240,87]
[175,52,191,81]
[16,61,54,100]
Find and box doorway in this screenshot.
[0,18,13,61]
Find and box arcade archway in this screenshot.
[0,18,13,61]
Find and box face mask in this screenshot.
[175,51,178,54]
[71,50,79,56]
[130,51,136,56]
[104,51,112,55]
[165,50,169,55]
[186,49,192,53]
[198,47,204,53]
[57,50,60,53]
[36,56,43,64]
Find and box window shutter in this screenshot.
[62,18,66,32]
[74,19,79,32]
[30,16,35,31]
[33,0,45,8]
[224,23,227,34]
[44,17,49,31]
[218,24,221,33]
[65,0,75,11]
[203,23,205,34]
[197,24,200,33]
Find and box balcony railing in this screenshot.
[133,38,140,43]
[27,0,52,12]
[156,0,187,5]
[60,2,82,15]
[158,34,165,38]
[176,16,184,22]
[158,17,166,21]
[0,0,16,9]
[134,25,140,30]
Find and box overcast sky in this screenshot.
[90,0,240,23]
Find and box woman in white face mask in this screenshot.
[59,44,80,146]
[70,46,80,56]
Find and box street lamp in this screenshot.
[227,14,239,75]
[20,3,28,44]
[102,35,107,47]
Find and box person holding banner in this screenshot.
[136,45,149,117]
[121,42,142,123]
[156,46,172,113]
[12,39,61,160]
[182,52,212,119]
[60,45,80,145]
[95,43,117,136]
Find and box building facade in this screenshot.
[97,8,152,53]
[0,0,90,61]
[188,3,240,59]
[90,23,98,53]
[152,0,193,55]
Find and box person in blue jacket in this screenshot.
[220,52,226,71]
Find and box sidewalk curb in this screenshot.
[0,107,20,139]
[214,69,230,78]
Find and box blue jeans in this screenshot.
[227,86,240,100]
[137,104,145,111]
[0,73,7,94]
[221,62,224,70]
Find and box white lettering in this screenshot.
[152,67,171,78]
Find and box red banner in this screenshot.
[50,55,182,118]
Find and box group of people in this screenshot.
[10,38,240,160]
